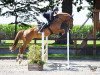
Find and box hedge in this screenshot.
[0,24,100,39]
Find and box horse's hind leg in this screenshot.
[16,36,32,64]
[16,54,20,62]
[16,43,27,64]
[16,53,24,63]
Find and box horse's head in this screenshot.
[66,14,73,29]
[57,13,73,29]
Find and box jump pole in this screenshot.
[41,32,48,62]
[67,30,70,69]
[45,36,48,61]
[42,32,44,61]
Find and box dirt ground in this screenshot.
[0,59,100,75]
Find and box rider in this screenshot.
[39,7,59,32]
[43,7,59,24]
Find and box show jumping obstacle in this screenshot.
[41,29,70,68]
[67,30,70,68]
[41,30,70,68]
[41,32,48,62]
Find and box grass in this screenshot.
[49,54,100,60]
[1,40,100,48]
[0,54,100,60]
[0,40,55,48]
[77,40,100,44]
[0,54,27,58]
[2,40,55,44]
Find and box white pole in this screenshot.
[46,36,48,62]
[67,30,70,69]
[42,32,44,61]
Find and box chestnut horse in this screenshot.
[9,13,73,63]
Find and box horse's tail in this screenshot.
[9,30,24,51]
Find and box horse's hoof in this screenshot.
[9,46,12,50]
[19,61,21,64]
[10,50,13,52]
[19,59,22,64]
[9,47,14,52]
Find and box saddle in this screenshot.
[38,23,48,32]
[38,21,53,33]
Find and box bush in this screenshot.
[27,44,45,65]
[0,24,98,39]
[0,24,30,39]
[71,25,93,39]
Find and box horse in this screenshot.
[9,13,73,63]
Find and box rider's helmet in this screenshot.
[53,7,59,16]
[53,7,59,11]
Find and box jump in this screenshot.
[9,13,73,63]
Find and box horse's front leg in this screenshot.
[58,29,65,35]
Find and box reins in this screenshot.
[47,27,53,34]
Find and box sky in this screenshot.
[72,1,93,25]
[0,1,93,25]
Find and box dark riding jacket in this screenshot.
[43,11,55,24]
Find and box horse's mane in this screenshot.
[51,13,69,24]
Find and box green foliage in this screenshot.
[0,24,100,39]
[0,24,15,39]
[0,24,30,39]
[1,0,14,4]
[0,0,60,23]
[17,25,30,31]
[27,44,45,65]
[96,32,100,39]
[71,25,93,38]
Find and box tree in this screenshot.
[0,0,60,37]
[0,0,39,36]
[0,0,94,40]
[74,0,93,17]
